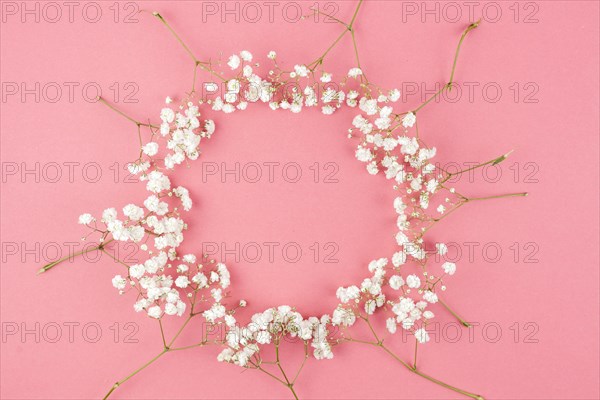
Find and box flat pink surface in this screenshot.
[1,1,599,399]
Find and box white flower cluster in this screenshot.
[158,102,216,169]
[209,51,396,116]
[113,252,232,320]
[335,96,468,344]
[217,305,333,366]
[78,51,461,362]
[331,256,446,344]
[81,181,192,247]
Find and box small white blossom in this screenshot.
[240,50,252,62]
[320,72,332,83]
[406,274,421,288]
[388,275,405,290]
[123,204,144,221]
[129,264,145,279]
[402,112,416,128]
[227,54,241,69]
[175,276,190,288]
[78,213,94,225]
[415,328,430,343]
[386,317,397,334]
[436,243,448,256]
[442,262,457,275]
[348,67,363,78]
[389,89,401,102]
[147,306,162,319]
[112,275,127,290]
[142,142,159,156]
[392,251,407,267]
[423,290,438,303]
[294,65,309,77]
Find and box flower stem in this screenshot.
[97,97,157,128]
[275,340,292,384]
[288,384,300,400]
[439,298,471,327]
[152,12,227,85]
[449,19,481,87]
[394,19,481,118]
[413,367,485,400]
[292,342,309,385]
[167,314,194,349]
[379,342,483,399]
[441,150,513,183]
[466,192,528,202]
[352,319,484,399]
[37,239,114,274]
[413,339,419,369]
[251,360,300,400]
[414,84,450,114]
[152,12,198,64]
[305,7,346,26]
[103,349,168,400]
[103,314,200,399]
[307,0,364,70]
[158,320,167,348]
[349,0,364,27]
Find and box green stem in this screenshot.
[449,19,481,87]
[103,314,200,399]
[102,349,168,400]
[97,97,157,128]
[251,362,287,385]
[251,361,299,400]
[439,298,471,327]
[307,7,346,26]
[351,319,484,399]
[38,239,114,274]
[414,84,450,114]
[394,19,481,119]
[275,339,292,387]
[288,385,300,400]
[362,315,382,344]
[349,0,364,27]
[153,12,198,63]
[167,315,194,348]
[158,320,167,348]
[169,341,209,351]
[441,150,513,183]
[292,342,309,385]
[413,339,419,369]
[413,368,485,400]
[467,192,528,201]
[307,0,364,70]
[153,12,226,83]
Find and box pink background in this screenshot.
[1,1,599,399]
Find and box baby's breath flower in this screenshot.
[78,213,94,225]
[240,50,252,62]
[442,262,457,275]
[415,328,430,343]
[320,72,332,83]
[348,67,363,78]
[227,54,240,70]
[402,112,417,128]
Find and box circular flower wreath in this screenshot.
[42,5,526,400]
